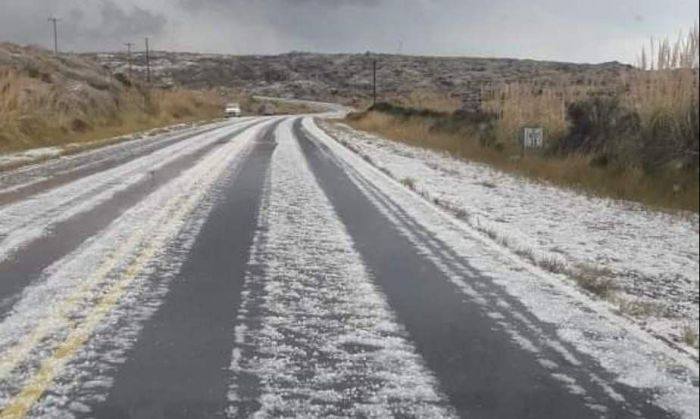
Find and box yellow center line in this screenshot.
[0,121,262,379]
[0,232,143,379]
[0,122,263,418]
[0,246,157,419]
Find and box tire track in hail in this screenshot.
[293,118,614,419]
[0,122,230,205]
[0,119,254,255]
[0,119,266,319]
[0,119,277,419]
[303,120,669,419]
[89,119,282,419]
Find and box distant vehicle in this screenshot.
[259,102,277,116]
[225,103,242,117]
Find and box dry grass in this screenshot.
[396,90,462,113]
[637,22,699,70]
[347,111,699,212]
[400,177,417,190]
[0,68,223,153]
[682,325,699,349]
[569,264,616,297]
[483,23,699,156]
[482,82,591,152]
[248,97,320,115]
[616,298,669,318]
[347,24,700,212]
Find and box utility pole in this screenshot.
[124,42,134,81]
[145,37,151,84]
[48,17,60,55]
[372,59,378,107]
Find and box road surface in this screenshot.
[0,116,689,418]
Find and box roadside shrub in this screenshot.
[683,325,699,349]
[445,109,499,148]
[573,264,616,297]
[558,96,641,162]
[482,82,580,153]
[639,96,699,171]
[345,24,699,212]
[369,102,500,150]
[370,101,445,119]
[556,75,699,173]
[346,110,368,121]
[114,72,132,87]
[401,177,417,190]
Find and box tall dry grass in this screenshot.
[347,110,699,212]
[481,83,592,152]
[638,22,699,71]
[398,90,463,113]
[0,68,223,153]
[481,24,699,156]
[347,24,700,212]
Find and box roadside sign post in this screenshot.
[521,127,545,156]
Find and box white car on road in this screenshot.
[225,102,242,118]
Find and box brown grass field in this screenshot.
[0,66,224,154]
[347,24,699,212]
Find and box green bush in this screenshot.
[641,101,699,171]
[371,102,500,149]
[559,96,641,162]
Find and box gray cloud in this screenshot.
[0,0,697,64]
[90,1,166,41]
[0,0,167,52]
[177,0,379,12]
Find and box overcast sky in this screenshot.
[1,0,697,64]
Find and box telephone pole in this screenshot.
[372,59,378,107]
[124,42,134,80]
[144,37,151,84]
[48,17,60,55]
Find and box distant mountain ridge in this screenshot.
[88,50,635,105]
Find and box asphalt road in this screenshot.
[0,116,682,418]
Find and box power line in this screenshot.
[48,17,61,55]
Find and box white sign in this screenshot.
[522,127,544,149]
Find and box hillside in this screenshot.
[89,51,635,105]
[0,43,221,153]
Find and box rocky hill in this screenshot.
[89,51,635,106]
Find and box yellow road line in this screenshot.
[0,121,260,379]
[0,232,143,379]
[0,247,156,419]
[0,122,263,418]
[0,121,262,379]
